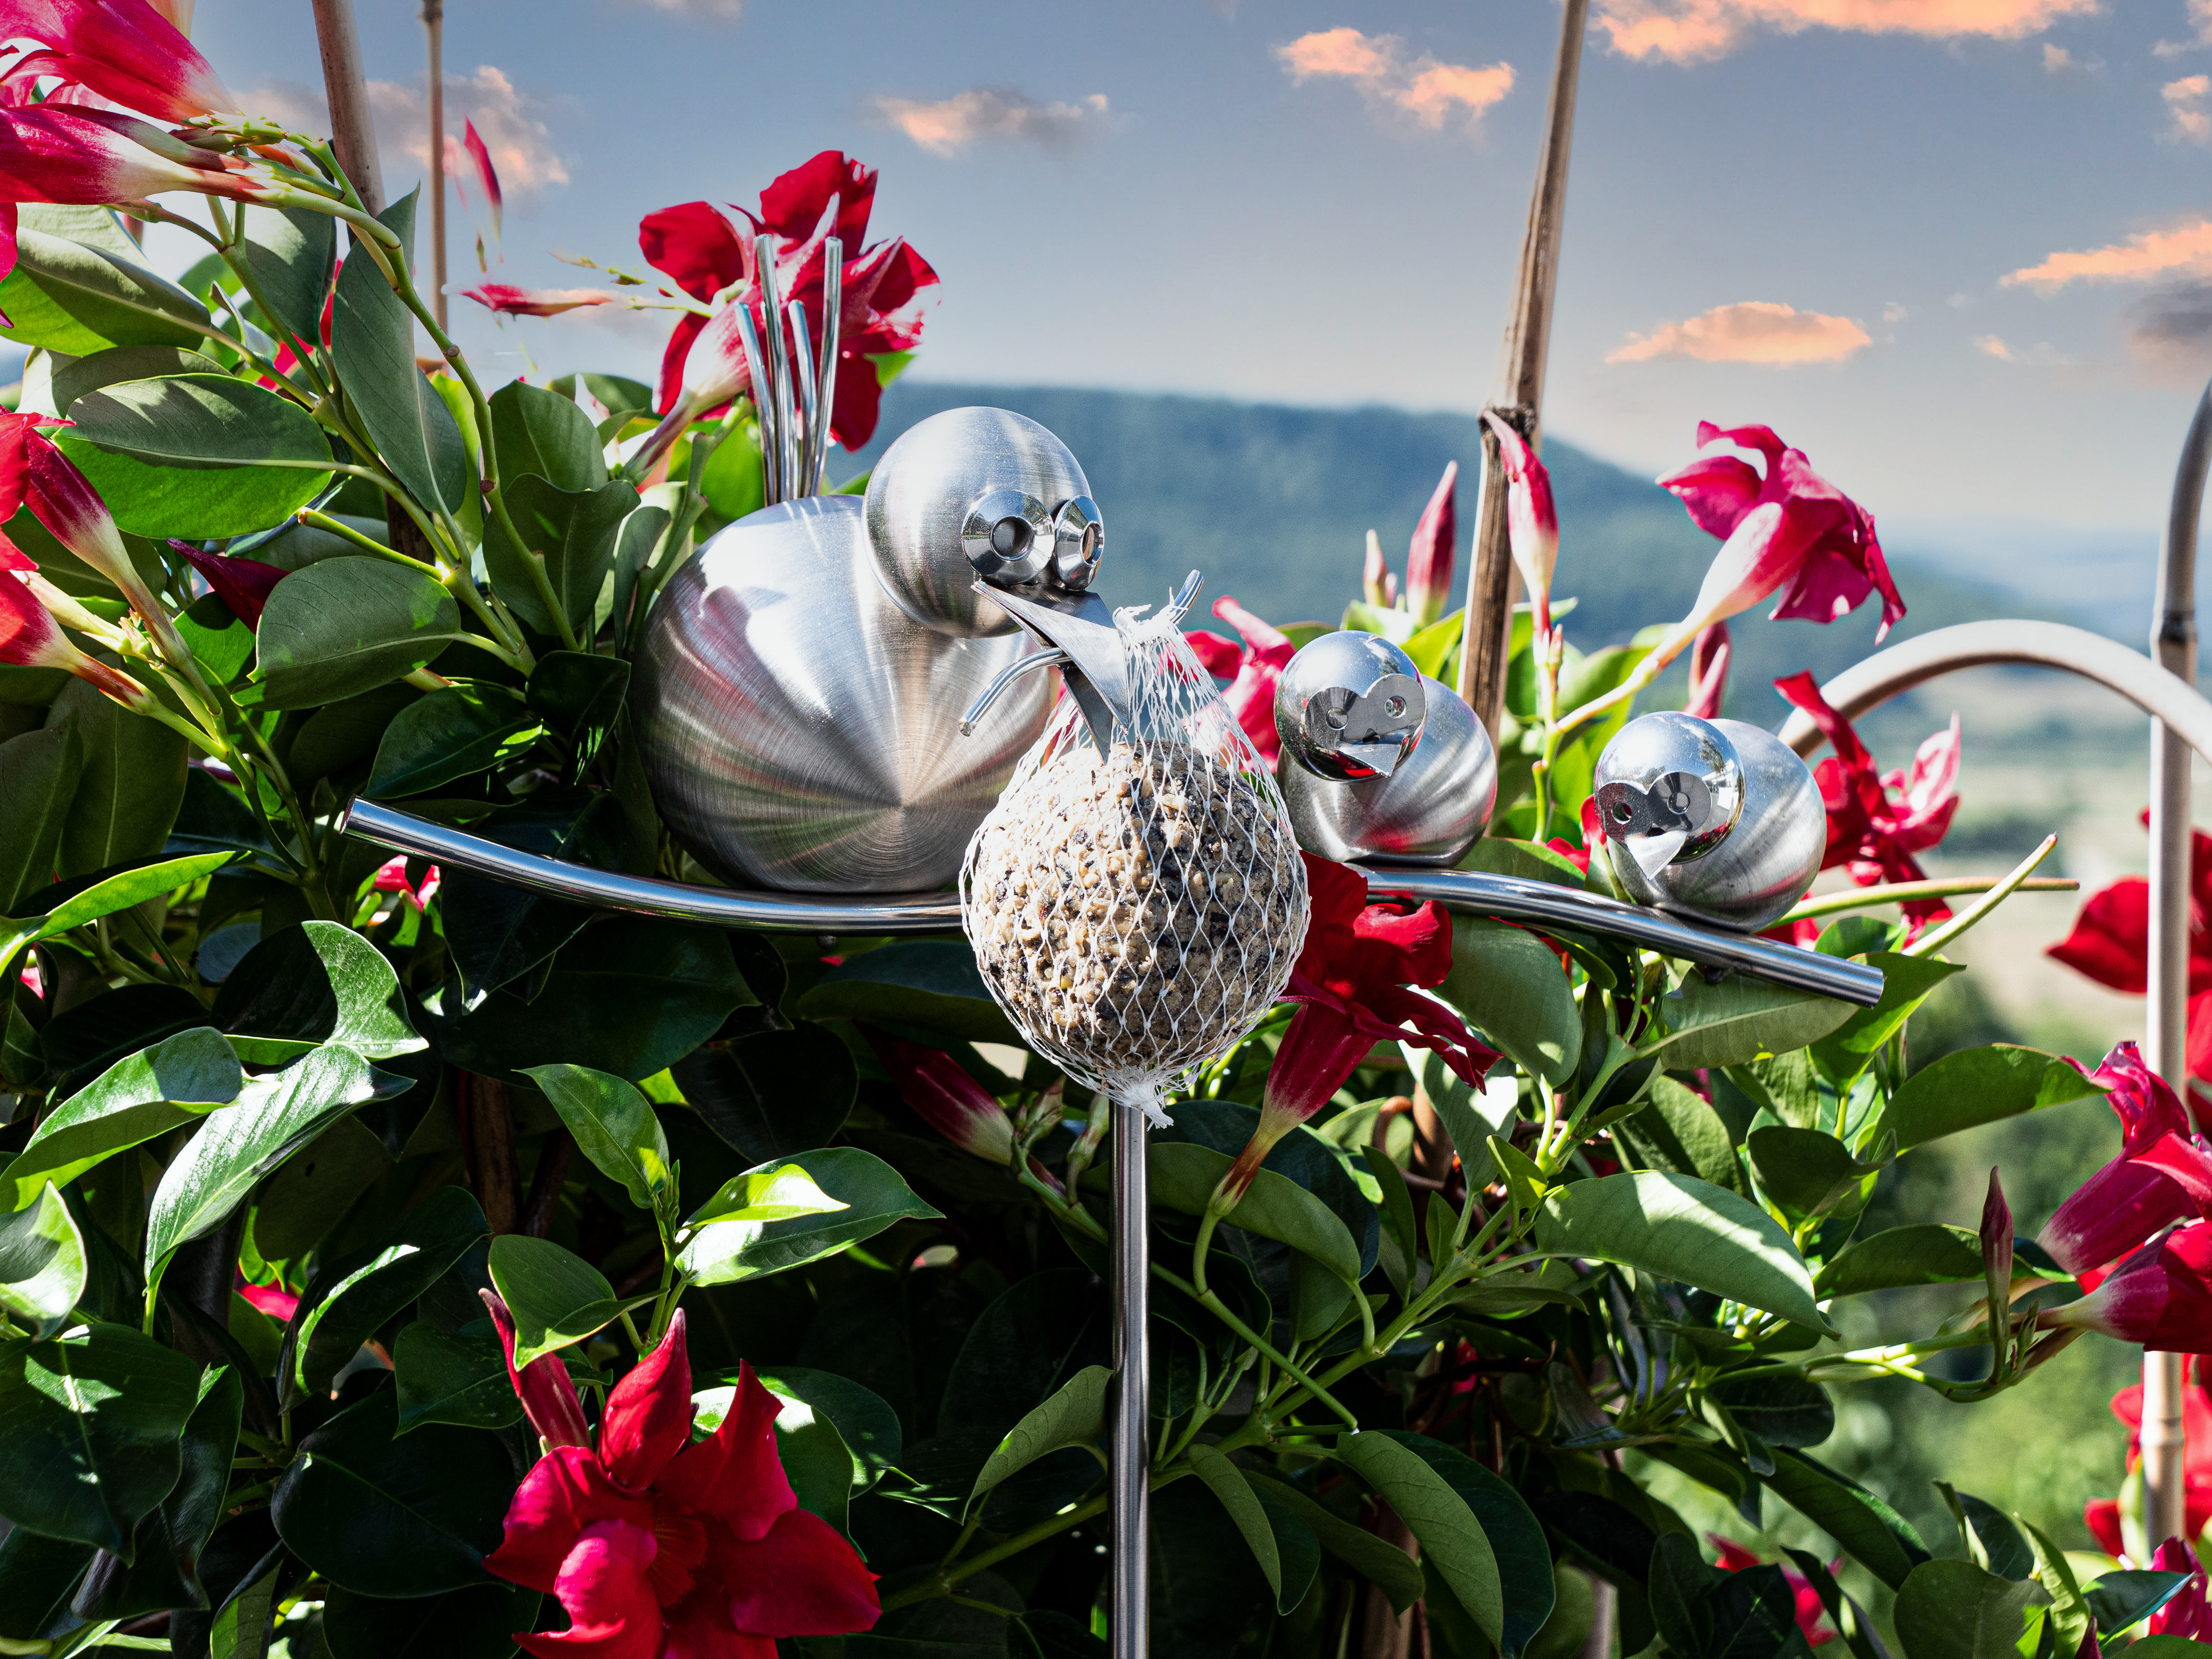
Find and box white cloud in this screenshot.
[870,87,1115,157]
[2166,74,2212,143]
[1883,300,1910,322]
[2157,0,2212,56]
[1592,0,2096,62]
[1608,300,1871,364]
[241,66,568,196]
[1974,334,2070,364]
[1276,28,1514,131]
[2043,43,2072,69]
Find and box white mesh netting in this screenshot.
[960,604,1311,1126]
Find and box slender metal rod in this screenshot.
[1111,1104,1151,1659]
[309,0,384,213]
[731,302,776,505]
[337,798,1884,1000]
[788,301,817,498]
[809,238,842,495]
[422,0,446,331]
[756,236,800,508]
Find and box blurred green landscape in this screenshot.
[855,382,2167,1586]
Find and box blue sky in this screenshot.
[168,0,2212,572]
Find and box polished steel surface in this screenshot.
[1275,631,1429,781]
[962,488,1055,585]
[788,300,818,497]
[1592,711,1744,878]
[756,235,799,510]
[865,407,1092,637]
[732,302,777,505]
[1604,719,1823,933]
[1051,495,1103,591]
[959,647,1069,736]
[806,240,842,497]
[634,495,1053,892]
[340,799,1884,1001]
[1111,1109,1150,1659]
[1280,675,1494,864]
[983,580,1137,754]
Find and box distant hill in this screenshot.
[844,381,2049,734]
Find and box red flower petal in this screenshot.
[757,151,877,250]
[639,201,749,304]
[1656,453,1764,541]
[486,1446,652,1595]
[722,1505,881,1636]
[515,1518,666,1659]
[480,1289,594,1452]
[171,540,287,627]
[600,1309,696,1495]
[2049,879,2151,994]
[655,1362,796,1543]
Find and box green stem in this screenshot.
[1776,873,2076,926]
[1902,835,2059,959]
[295,509,438,574]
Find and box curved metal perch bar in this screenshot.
[336,798,1887,1005]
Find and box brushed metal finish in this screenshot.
[1275,630,1428,781]
[1279,675,1495,864]
[634,495,1052,893]
[1602,717,1824,933]
[1591,710,1743,876]
[339,799,1884,1001]
[866,407,1092,637]
[1111,1109,1150,1659]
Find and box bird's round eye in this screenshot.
[991,516,1030,558]
[1611,801,1635,824]
[1384,695,1405,718]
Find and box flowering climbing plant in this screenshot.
[0,4,2191,1658]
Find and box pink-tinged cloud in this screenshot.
[1276,29,1514,129]
[872,87,1114,155]
[2004,219,2212,290]
[2157,0,2212,56]
[2168,75,2212,143]
[1607,301,1871,365]
[1593,0,2097,63]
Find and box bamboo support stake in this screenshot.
[424,0,447,330]
[309,0,384,214]
[1458,0,1589,742]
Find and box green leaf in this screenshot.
[0,220,208,354]
[797,940,1025,1045]
[1785,1547,1892,1659]
[288,1187,490,1400]
[0,1505,94,1640]
[1362,1144,1418,1299]
[0,1320,205,1554]
[2020,1519,2091,1659]
[0,1183,86,1334]
[1814,1225,1987,1297]
[1406,1045,1520,1186]
[967,1365,1109,1515]
[329,192,468,515]
[2084,1571,2190,1635]
[1148,1139,1364,1287]
[43,678,187,877]
[1651,975,1855,1071]
[487,1233,653,1366]
[434,790,628,1002]
[1746,1126,1883,1221]
[392,1322,521,1434]
[1338,1429,1504,1646]
[482,474,639,639]
[1935,1485,2033,1581]
[611,503,670,640]
[364,681,543,797]
[1892,1559,2051,1659]
[73,1363,242,1621]
[235,203,335,345]
[522,1062,671,1210]
[698,419,764,519]
[213,920,426,1060]
[1402,608,1466,679]
[0,722,81,913]
[488,381,607,493]
[1377,1430,1555,1659]
[247,558,466,710]
[1245,1470,1427,1613]
[1762,1448,1932,1591]
[209,1555,279,1659]
[526,651,630,752]
[765,1386,859,1535]
[677,1145,938,1286]
[178,590,256,685]
[1615,1074,1745,1194]
[1435,915,1581,1085]
[1810,952,1964,1085]
[753,1366,903,1490]
[675,1022,858,1165]
[1879,1046,2107,1152]
[54,374,334,538]
[252,1116,396,1260]
[1533,1170,1828,1332]
[2125,1640,2212,1659]
[440,914,753,1081]
[1458,835,1589,888]
[1188,1443,1317,1615]
[144,1044,404,1296]
[1646,1532,1716,1659]
[0,1025,242,1208]
[1706,1375,1833,1449]
[271,1387,515,1597]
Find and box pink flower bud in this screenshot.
[1405,461,1457,626]
[1362,530,1396,610]
[868,1030,1015,1165]
[1480,412,1557,634]
[2039,1222,2212,1350]
[1,567,151,710]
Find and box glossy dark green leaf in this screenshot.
[797,940,1023,1045]
[208,1551,280,1659]
[488,380,606,493]
[0,1025,242,1209]
[525,650,629,751]
[1244,1470,1426,1613]
[145,1044,405,1296]
[0,1522,90,1641]
[441,915,753,1081]
[482,474,639,639]
[1762,1449,1931,1591]
[1435,914,1581,1084]
[46,343,222,413]
[55,374,333,538]
[1879,1046,2107,1152]
[250,1115,393,1260]
[42,677,187,876]
[1746,1126,1883,1221]
[1933,1484,2033,1582]
[1147,1140,1362,1286]
[1157,1098,1380,1277]
[1615,1074,1745,1195]
[0,1183,87,1334]
[488,1233,652,1366]
[1707,1376,1833,1450]
[1809,952,1963,1085]
[2117,1640,2212,1659]
[235,203,335,345]
[364,681,542,798]
[754,1366,903,1490]
[329,192,468,515]
[0,216,208,353]
[678,1145,940,1286]
[1533,1171,1827,1332]
[38,982,205,1081]
[0,1320,205,1554]
[1377,1430,1554,1658]
[247,558,466,710]
[323,1581,541,1659]
[523,1062,670,1209]
[73,1364,242,1619]
[1814,1225,1986,1298]
[213,921,426,1060]
[2084,1570,2190,1635]
[966,1365,1109,1514]
[0,722,80,913]
[1891,1559,2050,1659]
[1784,1547,1891,1659]
[1647,1532,1714,1659]
[1187,1444,1318,1615]
[674,1022,858,1164]
[698,419,764,518]
[611,503,670,640]
[1153,1475,1271,1659]
[289,1187,489,1400]
[168,771,274,863]
[176,592,256,686]
[271,1387,515,1597]
[1339,1430,1503,1646]
[392,1321,521,1434]
[437,789,629,1001]
[1652,973,1856,1071]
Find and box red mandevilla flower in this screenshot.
[2153,1537,2212,1640]
[866,1028,1017,1167]
[2037,1222,2212,1350]
[2085,1371,2212,1559]
[2037,1043,2212,1275]
[1405,461,1458,626]
[168,538,286,627]
[464,284,616,318]
[1683,622,1730,720]
[1709,1537,1837,1647]
[481,1295,881,1659]
[1772,670,1960,938]
[1185,594,1296,768]
[1222,853,1498,1201]
[0,558,147,708]
[1480,413,1557,636]
[0,0,233,124]
[2048,824,2212,1094]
